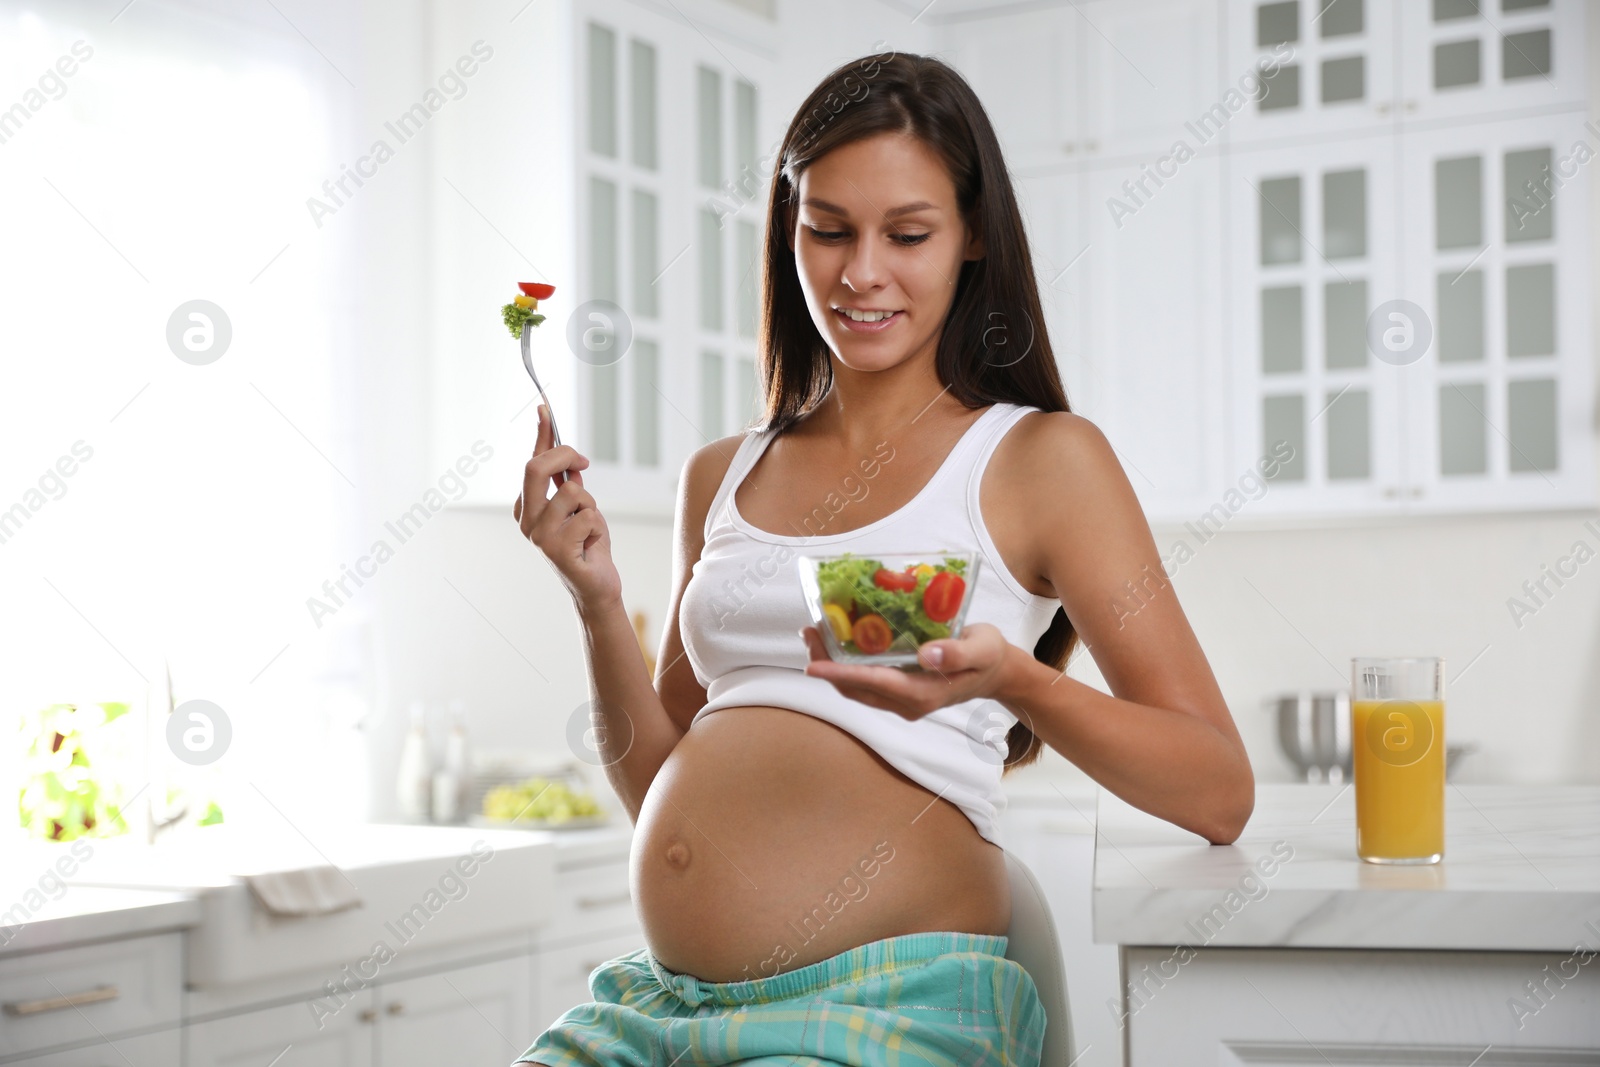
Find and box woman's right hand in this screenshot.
[513,403,623,613]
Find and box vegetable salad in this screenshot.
[814,553,970,656]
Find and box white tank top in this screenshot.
[678,401,1063,848]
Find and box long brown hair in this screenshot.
[751,49,1078,774]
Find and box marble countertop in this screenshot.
[1092,783,1600,952]
[0,886,201,956]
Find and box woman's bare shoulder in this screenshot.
[1006,409,1119,482]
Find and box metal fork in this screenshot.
[521,319,566,486]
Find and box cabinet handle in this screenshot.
[359,1008,379,1023]
[576,891,632,910]
[386,1001,406,1016]
[1084,139,1099,152]
[1062,142,1077,155]
[1404,99,1418,112]
[4,985,119,1016]
[1376,101,1392,114]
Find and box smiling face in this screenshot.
[787,131,985,374]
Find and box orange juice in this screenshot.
[1351,698,1445,862]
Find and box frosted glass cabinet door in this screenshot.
[1399,114,1594,513]
[1396,0,1586,122]
[573,0,775,518]
[1225,0,1398,145]
[1226,133,1404,515]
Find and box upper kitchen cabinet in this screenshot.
[1086,153,1229,522]
[1075,0,1226,161]
[1226,134,1406,515]
[1397,0,1587,123]
[1225,0,1399,144]
[1227,110,1592,517]
[568,0,774,519]
[428,0,776,516]
[940,7,1080,173]
[1013,173,1093,418]
[1398,113,1594,514]
[944,0,1225,169]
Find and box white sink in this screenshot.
[61,822,558,989]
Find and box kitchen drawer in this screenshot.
[0,1029,179,1067]
[533,854,638,949]
[534,930,647,1032]
[0,933,182,1060]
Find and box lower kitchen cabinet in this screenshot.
[1121,944,1600,1060]
[3,1031,180,1067]
[532,929,647,1035]
[374,956,531,1067]
[0,931,184,1064]
[185,955,533,1067]
[185,987,375,1067]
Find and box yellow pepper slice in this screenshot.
[913,563,935,579]
[822,603,853,643]
[514,294,539,309]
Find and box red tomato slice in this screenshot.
[851,614,893,655]
[922,571,965,623]
[518,282,556,299]
[872,567,918,592]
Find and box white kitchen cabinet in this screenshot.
[1077,0,1225,162]
[532,929,647,1036]
[1084,153,1228,523]
[1013,173,1093,425]
[1225,131,1404,515]
[374,955,531,1067]
[1122,944,1600,1062]
[0,932,183,1063]
[1399,112,1594,514]
[941,7,1080,171]
[1,1031,180,1067]
[1224,0,1399,145]
[1397,0,1586,122]
[529,844,643,1032]
[185,987,375,1067]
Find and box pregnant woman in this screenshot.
[512,50,1253,1067]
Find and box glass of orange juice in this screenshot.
[1351,657,1445,864]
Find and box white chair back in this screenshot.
[1003,849,1076,1066]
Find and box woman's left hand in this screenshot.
[798,622,1014,721]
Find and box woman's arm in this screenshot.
[993,412,1255,845]
[515,407,715,825]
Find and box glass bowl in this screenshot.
[796,550,982,668]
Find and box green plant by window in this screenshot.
[18,702,134,842]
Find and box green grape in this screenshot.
[482,777,601,823]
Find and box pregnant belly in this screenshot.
[629,705,1011,984]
